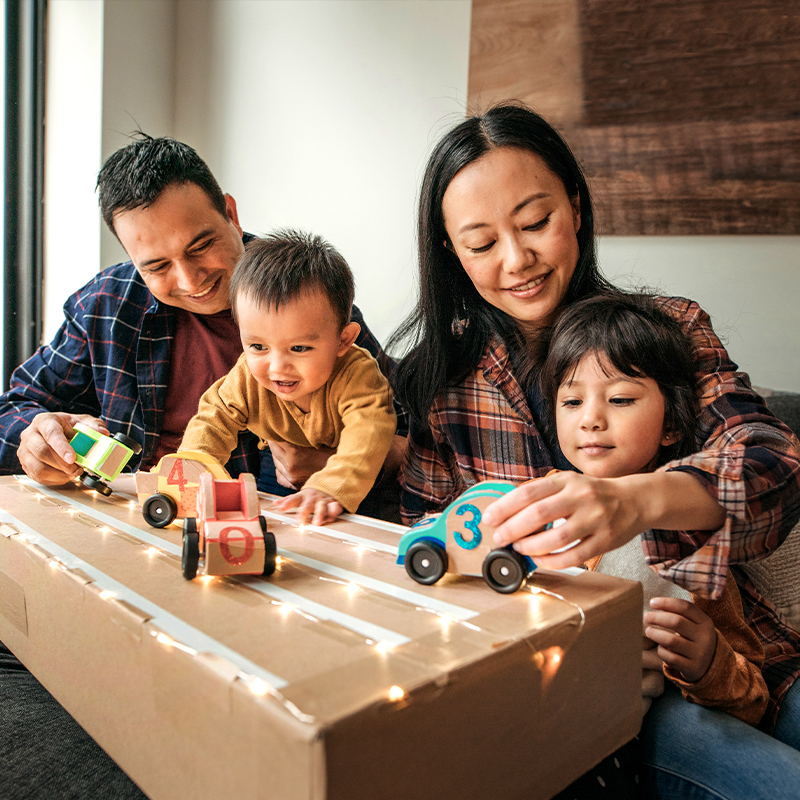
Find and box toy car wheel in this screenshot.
[405,541,448,585]
[110,431,143,455]
[142,493,178,528]
[261,518,277,577]
[182,523,200,581]
[80,472,112,497]
[184,517,197,534]
[482,549,527,594]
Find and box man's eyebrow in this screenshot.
[139,229,216,267]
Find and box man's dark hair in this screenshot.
[96,133,227,236]
[229,230,354,330]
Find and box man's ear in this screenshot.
[337,321,360,356]
[224,193,243,236]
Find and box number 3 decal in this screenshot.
[454,503,482,550]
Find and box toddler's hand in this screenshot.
[644,597,717,684]
[274,487,343,526]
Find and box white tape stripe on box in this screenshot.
[17,479,414,644]
[22,478,477,622]
[0,508,289,690]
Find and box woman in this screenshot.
[391,103,800,798]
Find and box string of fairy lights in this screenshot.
[5,476,588,724]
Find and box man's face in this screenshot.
[113,182,244,314]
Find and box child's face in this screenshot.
[555,352,675,478]
[236,288,359,412]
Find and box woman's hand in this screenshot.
[483,470,727,569]
[484,471,647,568]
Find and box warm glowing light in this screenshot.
[146,547,159,556]
[388,685,405,702]
[439,614,455,626]
[99,590,115,600]
[101,526,112,534]
[200,575,214,585]
[279,603,293,617]
[275,556,283,566]
[156,633,173,646]
[248,678,269,696]
[375,641,392,654]
[347,582,359,593]
[128,501,136,509]
[552,652,561,664]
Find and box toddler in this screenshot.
[540,291,768,724]
[181,230,396,525]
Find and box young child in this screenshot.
[540,291,769,725]
[180,230,396,525]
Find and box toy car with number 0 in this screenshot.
[135,451,230,528]
[396,481,538,594]
[68,422,142,497]
[182,472,276,581]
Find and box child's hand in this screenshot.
[273,487,343,526]
[644,597,717,683]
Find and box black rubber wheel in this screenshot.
[404,541,448,585]
[182,522,200,581]
[261,518,277,577]
[111,431,142,455]
[80,472,112,497]
[142,493,178,528]
[482,548,527,594]
[184,517,197,534]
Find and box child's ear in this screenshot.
[337,321,360,356]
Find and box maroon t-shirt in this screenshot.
[148,309,242,467]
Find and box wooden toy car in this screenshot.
[135,451,230,528]
[68,422,142,497]
[182,472,276,581]
[396,480,537,594]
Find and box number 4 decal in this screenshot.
[167,459,188,492]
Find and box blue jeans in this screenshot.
[641,683,800,800]
[774,679,800,752]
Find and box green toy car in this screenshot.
[68,422,142,496]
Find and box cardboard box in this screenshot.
[0,475,642,800]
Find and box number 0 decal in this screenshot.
[218,526,255,565]
[454,503,482,550]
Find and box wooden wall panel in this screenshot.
[468,0,800,235]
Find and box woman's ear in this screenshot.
[443,237,455,253]
[571,195,581,234]
[661,430,680,447]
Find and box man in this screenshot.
[0,134,404,799]
[0,134,405,495]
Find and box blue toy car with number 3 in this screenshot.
[396,481,538,594]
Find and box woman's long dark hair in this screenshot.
[538,291,699,466]
[390,103,612,423]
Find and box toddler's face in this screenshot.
[237,288,358,412]
[555,352,674,478]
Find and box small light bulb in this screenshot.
[388,685,405,702]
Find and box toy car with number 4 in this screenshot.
[135,451,230,528]
[68,422,142,496]
[396,481,538,593]
[182,472,276,581]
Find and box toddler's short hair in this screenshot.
[230,229,354,329]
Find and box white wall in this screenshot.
[42,0,800,393]
[173,0,473,352]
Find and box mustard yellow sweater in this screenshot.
[180,345,396,512]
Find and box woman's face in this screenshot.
[441,146,581,339]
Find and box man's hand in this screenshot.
[267,440,334,490]
[644,597,717,684]
[273,487,343,526]
[17,413,109,486]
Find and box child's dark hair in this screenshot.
[230,230,354,329]
[539,291,699,465]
